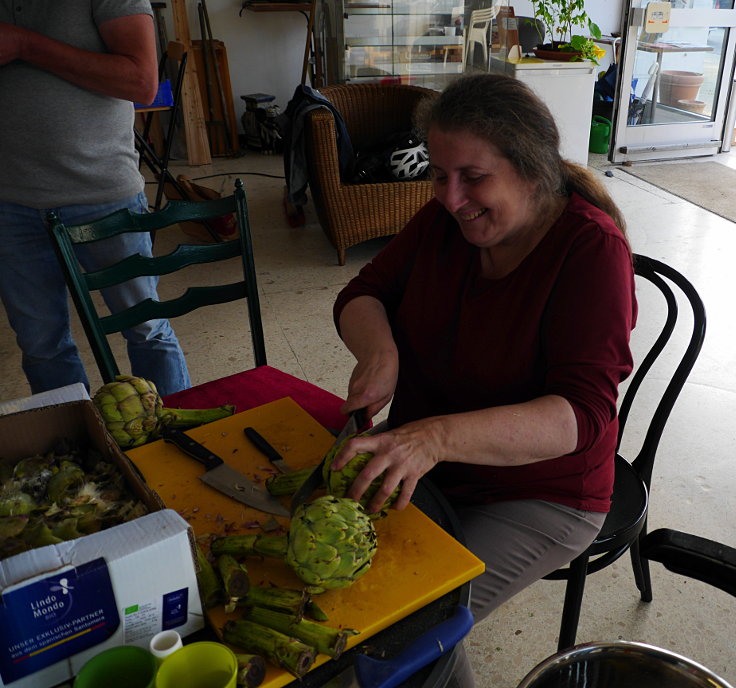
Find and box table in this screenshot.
[636,41,713,123]
[163,366,471,688]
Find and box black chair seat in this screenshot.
[591,455,648,554]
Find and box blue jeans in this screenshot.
[0,193,191,396]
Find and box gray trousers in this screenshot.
[447,500,607,688]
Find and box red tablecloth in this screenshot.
[161,365,347,432]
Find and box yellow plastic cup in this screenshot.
[74,645,157,688]
[155,641,237,688]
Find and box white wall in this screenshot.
[160,0,626,136]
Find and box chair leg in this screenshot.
[631,533,653,603]
[557,552,589,652]
[337,247,346,266]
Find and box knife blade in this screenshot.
[244,427,293,473]
[290,408,367,516]
[330,605,474,688]
[161,426,290,516]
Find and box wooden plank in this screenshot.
[170,0,212,165]
[191,40,239,156]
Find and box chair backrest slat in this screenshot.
[85,241,242,290]
[99,283,248,334]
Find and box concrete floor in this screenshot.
[1,149,734,687]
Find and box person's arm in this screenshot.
[338,295,400,420]
[0,14,158,103]
[333,394,578,512]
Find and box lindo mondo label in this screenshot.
[0,558,120,683]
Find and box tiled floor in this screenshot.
[1,149,734,686]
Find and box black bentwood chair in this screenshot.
[543,254,707,651]
[46,179,266,384]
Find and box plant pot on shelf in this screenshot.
[532,41,582,61]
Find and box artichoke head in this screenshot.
[286,495,377,593]
[323,434,400,515]
[93,375,236,449]
[93,375,162,448]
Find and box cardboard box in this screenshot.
[0,401,204,688]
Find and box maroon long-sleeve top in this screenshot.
[334,193,637,512]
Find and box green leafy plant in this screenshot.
[530,0,603,63]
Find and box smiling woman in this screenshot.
[329,72,637,688]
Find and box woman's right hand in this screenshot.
[341,351,398,420]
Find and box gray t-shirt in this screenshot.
[0,0,154,208]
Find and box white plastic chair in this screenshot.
[463,5,499,70]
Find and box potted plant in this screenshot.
[529,0,604,64]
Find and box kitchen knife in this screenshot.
[161,426,290,516]
[329,605,474,688]
[290,408,367,516]
[244,426,293,473]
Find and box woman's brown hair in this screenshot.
[415,73,627,236]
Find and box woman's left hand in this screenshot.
[330,417,445,513]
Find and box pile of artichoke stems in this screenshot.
[198,533,359,678]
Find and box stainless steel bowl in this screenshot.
[516,640,733,688]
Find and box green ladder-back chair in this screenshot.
[46,179,266,384]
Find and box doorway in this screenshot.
[610,1,736,163]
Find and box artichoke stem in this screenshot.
[211,534,288,559]
[160,405,236,427]
[240,586,308,619]
[305,599,329,622]
[265,466,316,496]
[246,606,354,659]
[223,619,316,678]
[218,554,250,599]
[235,654,266,688]
[195,545,225,609]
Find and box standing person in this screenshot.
[0,1,191,396]
[330,73,637,685]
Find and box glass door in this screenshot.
[610,1,736,163]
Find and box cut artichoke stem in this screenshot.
[246,606,355,660]
[240,586,309,620]
[234,654,267,688]
[217,553,250,599]
[223,619,316,679]
[211,534,288,559]
[305,599,329,622]
[158,405,235,428]
[265,466,316,496]
[195,545,226,609]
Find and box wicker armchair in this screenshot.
[304,83,435,265]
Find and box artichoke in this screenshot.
[93,375,235,448]
[286,495,377,593]
[322,434,400,515]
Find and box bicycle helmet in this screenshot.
[388,137,429,180]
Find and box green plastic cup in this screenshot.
[155,641,237,688]
[74,645,157,688]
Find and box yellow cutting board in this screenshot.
[127,397,484,688]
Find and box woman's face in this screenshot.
[428,127,540,249]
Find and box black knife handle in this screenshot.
[244,427,284,466]
[161,427,223,471]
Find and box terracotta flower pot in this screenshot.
[659,70,704,106]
